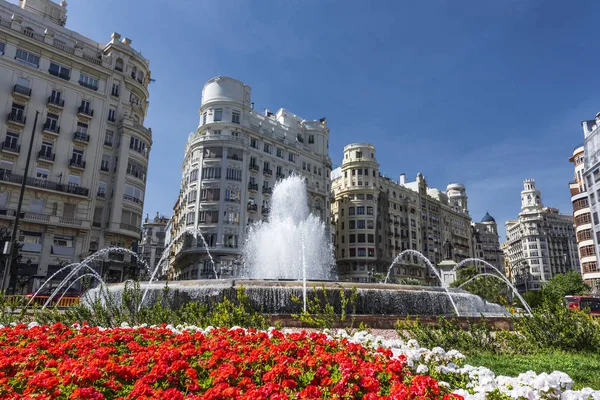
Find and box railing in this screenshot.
[73,132,90,142]
[22,27,44,42]
[204,154,222,159]
[7,113,26,124]
[0,17,10,28]
[262,187,273,195]
[120,223,141,233]
[38,151,55,161]
[48,68,70,80]
[248,183,258,191]
[0,169,89,196]
[15,296,80,308]
[47,96,65,107]
[13,84,31,97]
[104,138,113,147]
[247,204,258,212]
[82,53,102,66]
[21,211,50,222]
[52,41,75,54]
[249,164,259,172]
[276,173,286,180]
[261,207,270,214]
[227,154,242,161]
[97,190,106,198]
[77,106,94,117]
[263,168,273,176]
[1,143,20,153]
[123,195,143,206]
[59,216,83,226]
[78,80,98,91]
[43,122,60,134]
[69,159,86,169]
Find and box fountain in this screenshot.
[81,175,509,319]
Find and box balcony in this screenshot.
[262,187,273,195]
[248,183,258,192]
[13,84,31,98]
[43,122,60,135]
[276,173,286,180]
[38,151,55,162]
[77,106,94,118]
[78,80,98,91]
[123,194,143,206]
[73,132,90,143]
[120,223,141,234]
[69,159,86,170]
[58,216,83,227]
[48,68,71,81]
[249,164,259,173]
[104,137,113,147]
[247,203,258,212]
[227,154,242,161]
[262,207,270,215]
[100,163,110,172]
[7,113,26,126]
[263,168,273,177]
[47,96,65,108]
[97,190,106,198]
[1,143,20,154]
[0,169,89,196]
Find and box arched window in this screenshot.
[115,58,123,72]
[137,70,144,84]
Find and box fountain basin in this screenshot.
[87,280,509,318]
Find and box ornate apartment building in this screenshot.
[330,143,473,284]
[471,213,504,274]
[0,0,152,291]
[167,76,332,280]
[504,180,579,292]
[139,213,169,275]
[580,114,600,292]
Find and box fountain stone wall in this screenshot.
[90,279,509,317]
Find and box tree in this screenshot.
[541,271,590,304]
[450,265,508,305]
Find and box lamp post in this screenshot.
[1,111,39,293]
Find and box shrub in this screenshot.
[291,284,358,330]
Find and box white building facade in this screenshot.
[139,213,169,275]
[168,76,332,280]
[504,180,579,292]
[0,0,152,291]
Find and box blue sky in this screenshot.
[31,0,600,239]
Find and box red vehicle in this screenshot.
[565,296,600,315]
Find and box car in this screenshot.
[565,296,600,316]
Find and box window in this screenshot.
[367,206,374,215]
[368,234,375,243]
[104,130,114,146]
[124,184,144,203]
[130,93,140,105]
[79,73,98,90]
[349,221,356,229]
[213,108,223,122]
[40,141,53,158]
[349,234,356,243]
[201,167,221,180]
[130,137,147,154]
[4,132,18,150]
[100,154,111,172]
[357,206,365,215]
[357,220,366,229]
[358,234,366,243]
[71,149,84,165]
[356,151,363,158]
[44,113,59,132]
[264,143,271,153]
[250,138,258,149]
[226,168,242,181]
[289,153,296,163]
[200,188,220,201]
[115,58,123,72]
[188,189,197,203]
[48,62,71,80]
[276,148,283,158]
[108,108,116,122]
[11,103,25,119]
[15,48,40,67]
[349,248,356,257]
[232,110,240,124]
[225,189,240,201]
[358,248,366,257]
[190,169,199,181]
[111,82,120,97]
[98,181,107,196]
[80,100,91,113]
[198,211,219,223]
[68,174,80,186]
[36,168,49,180]
[308,135,314,144]
[76,121,88,134]
[49,89,62,104]
[0,42,4,55]
[349,207,355,216]
[367,220,374,229]
[29,198,45,213]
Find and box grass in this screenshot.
[467,351,600,390]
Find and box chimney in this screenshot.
[122,37,132,46]
[399,174,406,185]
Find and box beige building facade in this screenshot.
[0,0,152,291]
[330,143,473,284]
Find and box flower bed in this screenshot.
[0,323,598,399]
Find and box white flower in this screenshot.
[416,364,429,374]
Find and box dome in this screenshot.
[481,212,496,223]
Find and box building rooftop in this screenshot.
[481,212,496,223]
